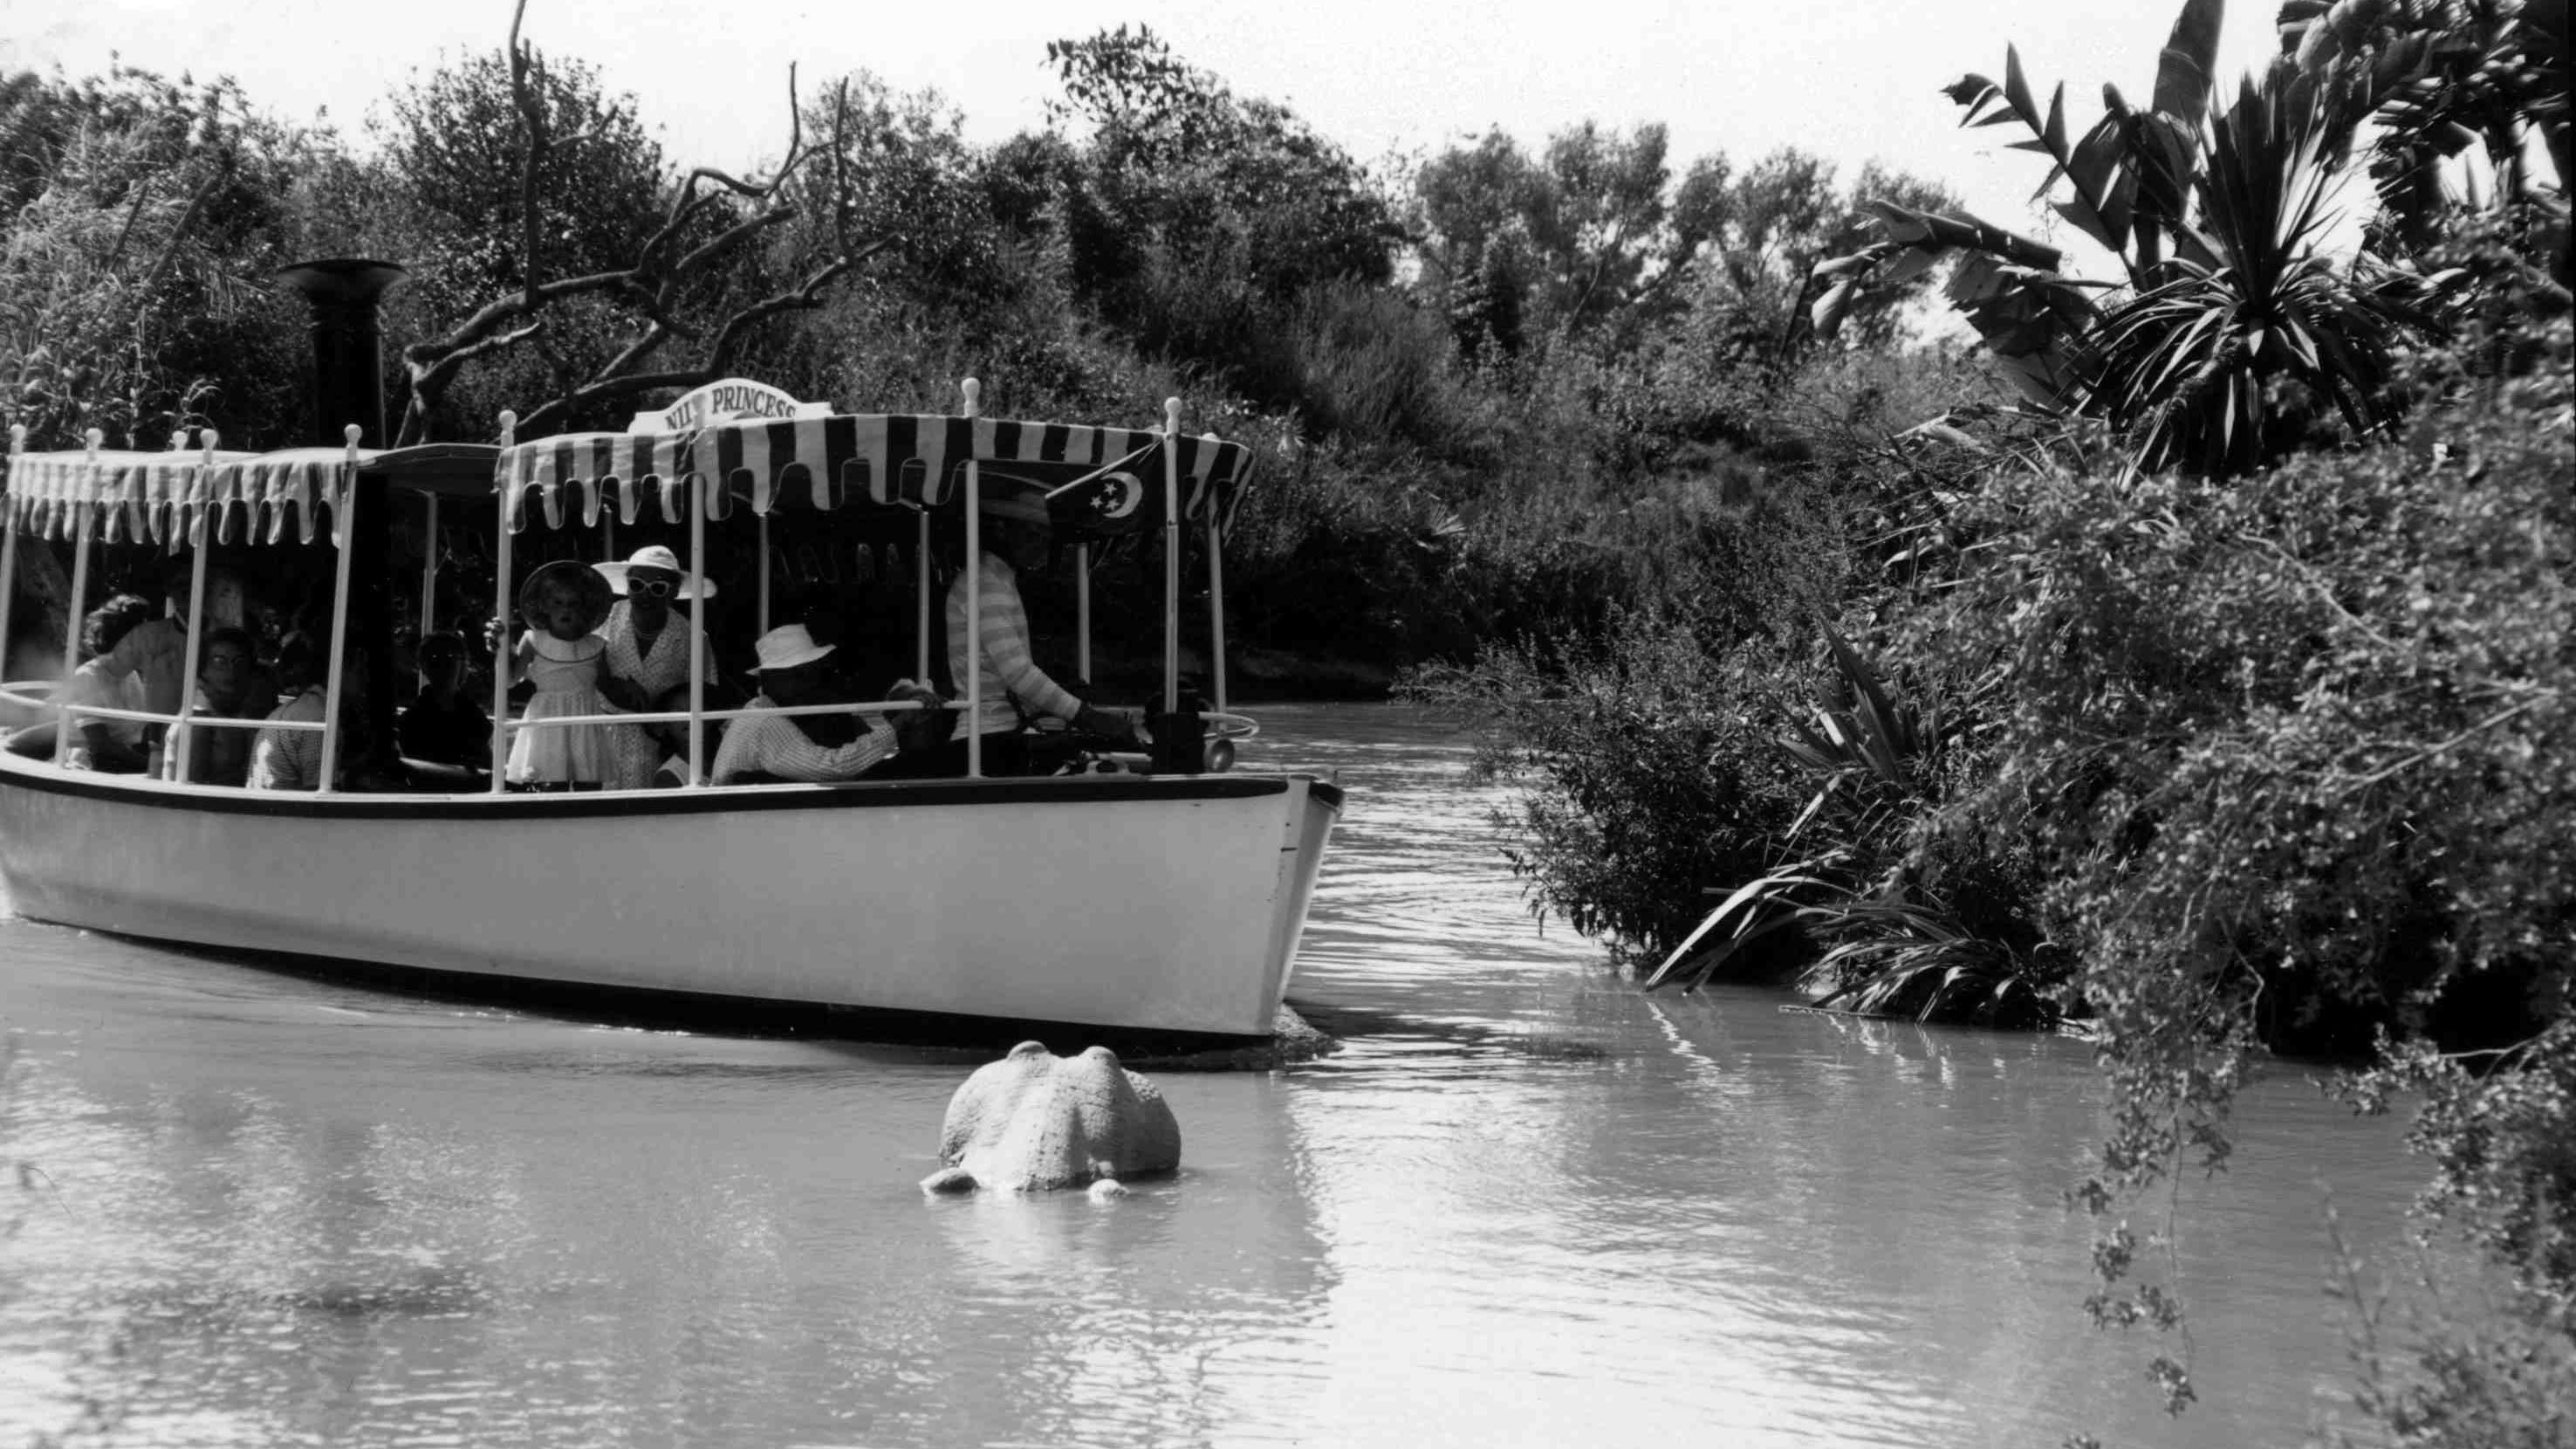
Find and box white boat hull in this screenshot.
[0,759,1340,1040]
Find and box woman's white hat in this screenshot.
[594,544,717,599]
[751,623,835,673]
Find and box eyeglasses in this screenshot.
[627,578,676,598]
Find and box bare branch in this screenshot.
[421,319,545,390]
[632,152,821,276]
[832,79,852,252]
[673,201,798,277]
[590,319,680,385]
[394,6,872,442]
[139,165,225,294]
[402,267,636,362]
[777,63,804,177]
[508,0,546,312]
[512,238,887,436]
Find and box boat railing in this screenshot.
[0,678,329,780]
[497,698,951,733]
[492,702,1256,737]
[41,699,325,733]
[4,676,1264,787]
[3,684,1265,743]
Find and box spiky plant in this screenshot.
[1810,0,2476,478]
[2086,63,2437,474]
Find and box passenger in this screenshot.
[164,627,277,786]
[945,479,1141,775]
[397,632,490,770]
[709,624,942,785]
[3,594,157,770]
[592,545,716,790]
[90,558,218,772]
[246,633,330,791]
[504,560,613,791]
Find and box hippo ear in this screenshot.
[939,1043,1063,1165]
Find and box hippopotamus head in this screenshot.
[921,1041,1182,1196]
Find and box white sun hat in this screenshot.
[594,544,718,599]
[751,623,835,673]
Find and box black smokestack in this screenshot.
[276,258,407,448]
[277,258,408,773]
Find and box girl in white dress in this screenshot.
[505,560,614,788]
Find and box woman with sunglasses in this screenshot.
[592,546,719,790]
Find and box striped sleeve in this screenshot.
[973,565,1083,723]
[715,708,899,784]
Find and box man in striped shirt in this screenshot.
[710,625,942,785]
[946,479,1141,775]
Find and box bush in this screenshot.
[1410,614,1816,966]
[1912,374,2573,1052]
[1894,361,2573,1403]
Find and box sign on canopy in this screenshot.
[633,378,826,435]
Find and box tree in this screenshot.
[1415,128,1951,360]
[1812,0,2453,476]
[791,73,993,299]
[0,66,312,450]
[1686,154,1956,358]
[1037,24,1398,347]
[1414,124,1675,343]
[376,45,666,304]
[385,1,877,443]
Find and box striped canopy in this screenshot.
[4,446,360,548]
[495,411,1258,540]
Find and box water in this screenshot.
[0,704,2424,1447]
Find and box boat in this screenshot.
[0,367,1341,1047]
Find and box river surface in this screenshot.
[1,704,2426,1448]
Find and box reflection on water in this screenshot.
[2,704,2417,1447]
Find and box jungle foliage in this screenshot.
[4,2,2570,1432]
[1415,0,2573,1429]
[0,19,1949,685]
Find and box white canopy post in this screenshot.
[1161,397,1182,715]
[757,513,771,635]
[1076,543,1092,684]
[915,510,931,683]
[315,425,362,794]
[419,491,439,644]
[0,424,24,685]
[169,429,219,781]
[1206,503,1227,716]
[685,454,706,786]
[54,429,101,765]
[963,377,983,779]
[489,410,517,793]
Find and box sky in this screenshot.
[0,0,2290,269]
